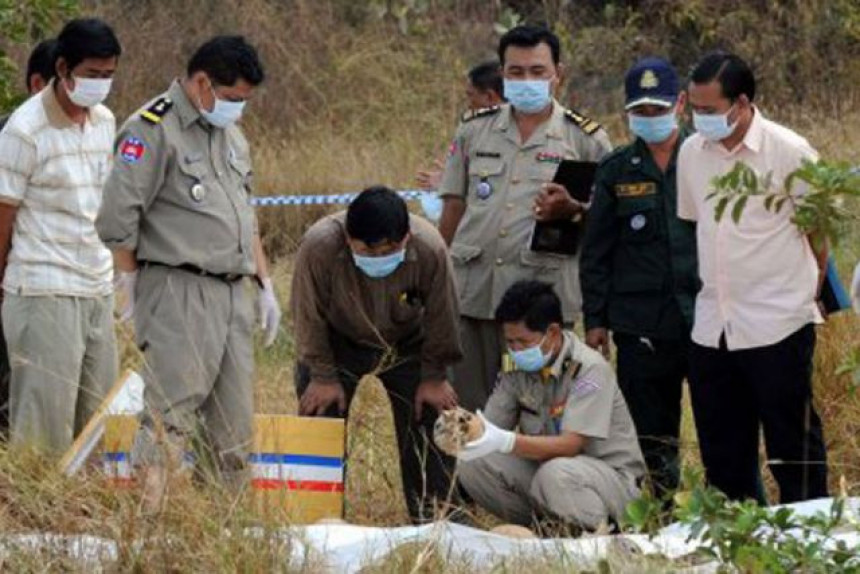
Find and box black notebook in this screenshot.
[529,160,598,255]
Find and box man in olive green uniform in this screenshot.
[438,26,612,411]
[580,57,697,497]
[457,281,645,530]
[292,186,462,523]
[96,36,281,482]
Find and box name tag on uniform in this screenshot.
[475,151,501,158]
[615,182,657,197]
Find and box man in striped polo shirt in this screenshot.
[0,18,122,454]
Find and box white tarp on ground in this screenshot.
[0,498,856,572]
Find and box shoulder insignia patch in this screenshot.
[461,105,502,123]
[501,352,516,373]
[564,108,602,135]
[140,97,173,125]
[572,376,600,397]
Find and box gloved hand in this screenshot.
[258,277,281,347]
[115,270,137,322]
[457,410,516,462]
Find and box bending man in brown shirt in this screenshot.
[291,185,463,523]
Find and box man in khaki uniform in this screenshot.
[292,186,463,523]
[96,36,281,482]
[437,26,612,410]
[457,281,645,530]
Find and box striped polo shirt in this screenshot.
[0,82,115,297]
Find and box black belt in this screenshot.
[139,260,248,284]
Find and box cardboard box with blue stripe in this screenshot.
[251,414,345,522]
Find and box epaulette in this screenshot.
[461,105,502,123]
[140,97,173,125]
[564,108,602,135]
[501,353,516,373]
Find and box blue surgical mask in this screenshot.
[509,335,552,372]
[503,79,552,114]
[200,83,246,128]
[353,249,406,279]
[693,105,738,142]
[628,112,677,143]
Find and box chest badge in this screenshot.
[630,214,647,231]
[476,174,493,200]
[190,182,206,203]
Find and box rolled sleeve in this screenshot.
[482,374,519,430]
[561,361,615,439]
[0,130,37,205]
[437,128,468,199]
[96,122,167,250]
[676,141,698,222]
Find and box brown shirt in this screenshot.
[291,212,463,381]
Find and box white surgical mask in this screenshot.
[65,75,113,108]
[200,83,245,128]
[693,105,739,142]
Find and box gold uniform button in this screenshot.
[506,202,514,209]
[499,229,508,237]
[511,178,521,184]
[495,258,504,266]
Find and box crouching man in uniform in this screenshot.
[457,280,645,531]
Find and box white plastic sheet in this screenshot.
[4,498,852,572]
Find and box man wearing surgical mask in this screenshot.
[0,19,121,454]
[437,26,613,413]
[580,57,698,500]
[291,186,463,523]
[96,36,280,499]
[677,52,828,504]
[457,280,644,531]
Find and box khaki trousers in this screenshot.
[458,452,639,530]
[132,265,254,476]
[3,293,118,454]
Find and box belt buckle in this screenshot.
[224,273,241,282]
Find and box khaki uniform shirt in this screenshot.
[96,80,256,275]
[291,212,463,382]
[438,101,612,321]
[484,331,645,480]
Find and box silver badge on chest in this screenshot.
[630,213,647,231]
[476,173,493,200]
[190,182,206,202]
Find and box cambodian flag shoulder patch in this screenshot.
[119,137,146,164]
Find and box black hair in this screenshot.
[468,60,503,97]
[55,18,121,72]
[25,39,57,91]
[498,25,560,66]
[187,35,265,87]
[346,186,410,246]
[690,51,756,102]
[495,280,563,332]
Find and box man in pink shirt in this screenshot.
[677,52,828,504]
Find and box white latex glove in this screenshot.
[457,410,516,462]
[851,261,860,314]
[258,277,281,347]
[115,270,137,322]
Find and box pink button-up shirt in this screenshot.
[677,109,822,350]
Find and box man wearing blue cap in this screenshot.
[580,57,698,498]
